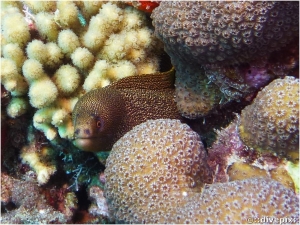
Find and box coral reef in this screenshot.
[1,172,70,223]
[105,119,213,223]
[207,117,298,192]
[173,57,224,119]
[239,76,299,157]
[1,1,299,224]
[151,1,299,118]
[88,186,109,218]
[104,119,299,223]
[172,178,299,224]
[152,1,299,65]
[1,1,163,143]
[207,114,299,193]
[1,1,163,196]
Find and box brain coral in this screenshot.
[104,119,299,223]
[239,76,299,157]
[105,119,213,223]
[152,1,299,65]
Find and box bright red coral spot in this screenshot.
[126,1,160,13]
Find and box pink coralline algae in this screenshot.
[207,119,282,183]
[1,172,69,224]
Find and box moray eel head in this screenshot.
[72,88,125,152]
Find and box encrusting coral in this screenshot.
[172,177,299,224]
[104,119,299,223]
[151,1,299,118]
[1,173,70,223]
[173,57,223,119]
[1,1,299,223]
[239,76,299,158]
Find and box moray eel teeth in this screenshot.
[72,67,182,152]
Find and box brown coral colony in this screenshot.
[152,1,299,65]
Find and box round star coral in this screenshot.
[239,76,299,157]
[152,1,299,65]
[172,177,299,224]
[105,119,213,223]
[151,1,299,118]
[104,119,299,223]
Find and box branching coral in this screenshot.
[1,1,163,143]
[1,1,299,223]
[20,125,58,185]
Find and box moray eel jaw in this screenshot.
[73,136,109,152]
[73,138,95,152]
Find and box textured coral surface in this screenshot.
[152,1,299,65]
[105,119,212,223]
[239,76,299,157]
[151,1,299,118]
[174,178,299,224]
[1,173,68,224]
[104,120,299,223]
[1,1,162,142]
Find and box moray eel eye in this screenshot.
[94,116,104,131]
[96,120,101,128]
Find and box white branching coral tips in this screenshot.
[1,1,162,143]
